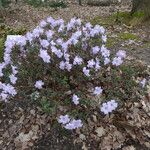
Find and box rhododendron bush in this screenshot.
[0,17,149,130]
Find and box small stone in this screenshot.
[95,127,105,137]
[92,115,97,123]
[30,109,36,115]
[79,134,86,140]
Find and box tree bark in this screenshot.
[131,0,150,19]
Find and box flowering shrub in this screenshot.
[0,17,149,130]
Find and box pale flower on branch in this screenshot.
[112,57,123,66]
[64,119,83,130]
[93,86,103,96]
[140,78,146,88]
[116,50,126,59]
[100,100,118,114]
[83,67,90,77]
[73,56,83,65]
[39,49,51,63]
[35,80,44,89]
[9,74,17,84]
[87,59,95,68]
[58,115,70,125]
[72,94,80,105]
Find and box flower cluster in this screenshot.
[100,100,118,115]
[58,115,83,130]
[72,94,80,105]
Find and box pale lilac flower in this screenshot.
[47,16,55,24]
[72,94,79,105]
[87,59,95,68]
[95,59,101,71]
[67,18,76,31]
[71,38,78,45]
[102,35,107,43]
[0,63,6,77]
[101,46,110,58]
[56,38,63,45]
[4,53,11,64]
[112,57,123,66]
[100,100,118,114]
[92,46,100,55]
[99,26,105,34]
[64,122,75,130]
[61,42,68,52]
[12,65,18,75]
[75,18,82,26]
[140,78,146,88]
[58,24,65,32]
[26,32,33,43]
[64,53,70,61]
[107,100,118,110]
[85,22,92,29]
[73,56,83,65]
[58,115,70,125]
[71,119,83,128]
[32,27,44,38]
[46,30,54,39]
[83,67,90,77]
[51,46,57,53]
[104,57,110,65]
[0,92,8,101]
[39,20,47,28]
[116,50,126,58]
[40,39,49,48]
[0,81,3,89]
[9,74,17,84]
[50,40,56,46]
[5,39,15,49]
[65,61,72,72]
[72,31,82,39]
[0,69,3,77]
[59,61,65,70]
[16,36,27,46]
[100,102,110,114]
[35,80,44,89]
[55,49,63,58]
[39,49,50,63]
[93,86,103,95]
[2,84,17,96]
[64,119,83,130]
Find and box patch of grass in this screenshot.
[118,33,138,41]
[91,11,145,27]
[106,37,117,48]
[25,0,67,8]
[40,96,57,114]
[0,24,26,62]
[87,0,111,6]
[0,37,5,62]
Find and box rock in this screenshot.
[79,134,86,140]
[95,126,105,137]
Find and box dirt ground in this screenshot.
[0,0,150,150]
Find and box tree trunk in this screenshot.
[131,0,150,19]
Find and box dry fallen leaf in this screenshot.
[95,126,105,137]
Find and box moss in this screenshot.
[118,33,138,41]
[91,11,145,27]
[25,0,67,8]
[106,37,117,48]
[0,38,5,62]
[0,25,26,62]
